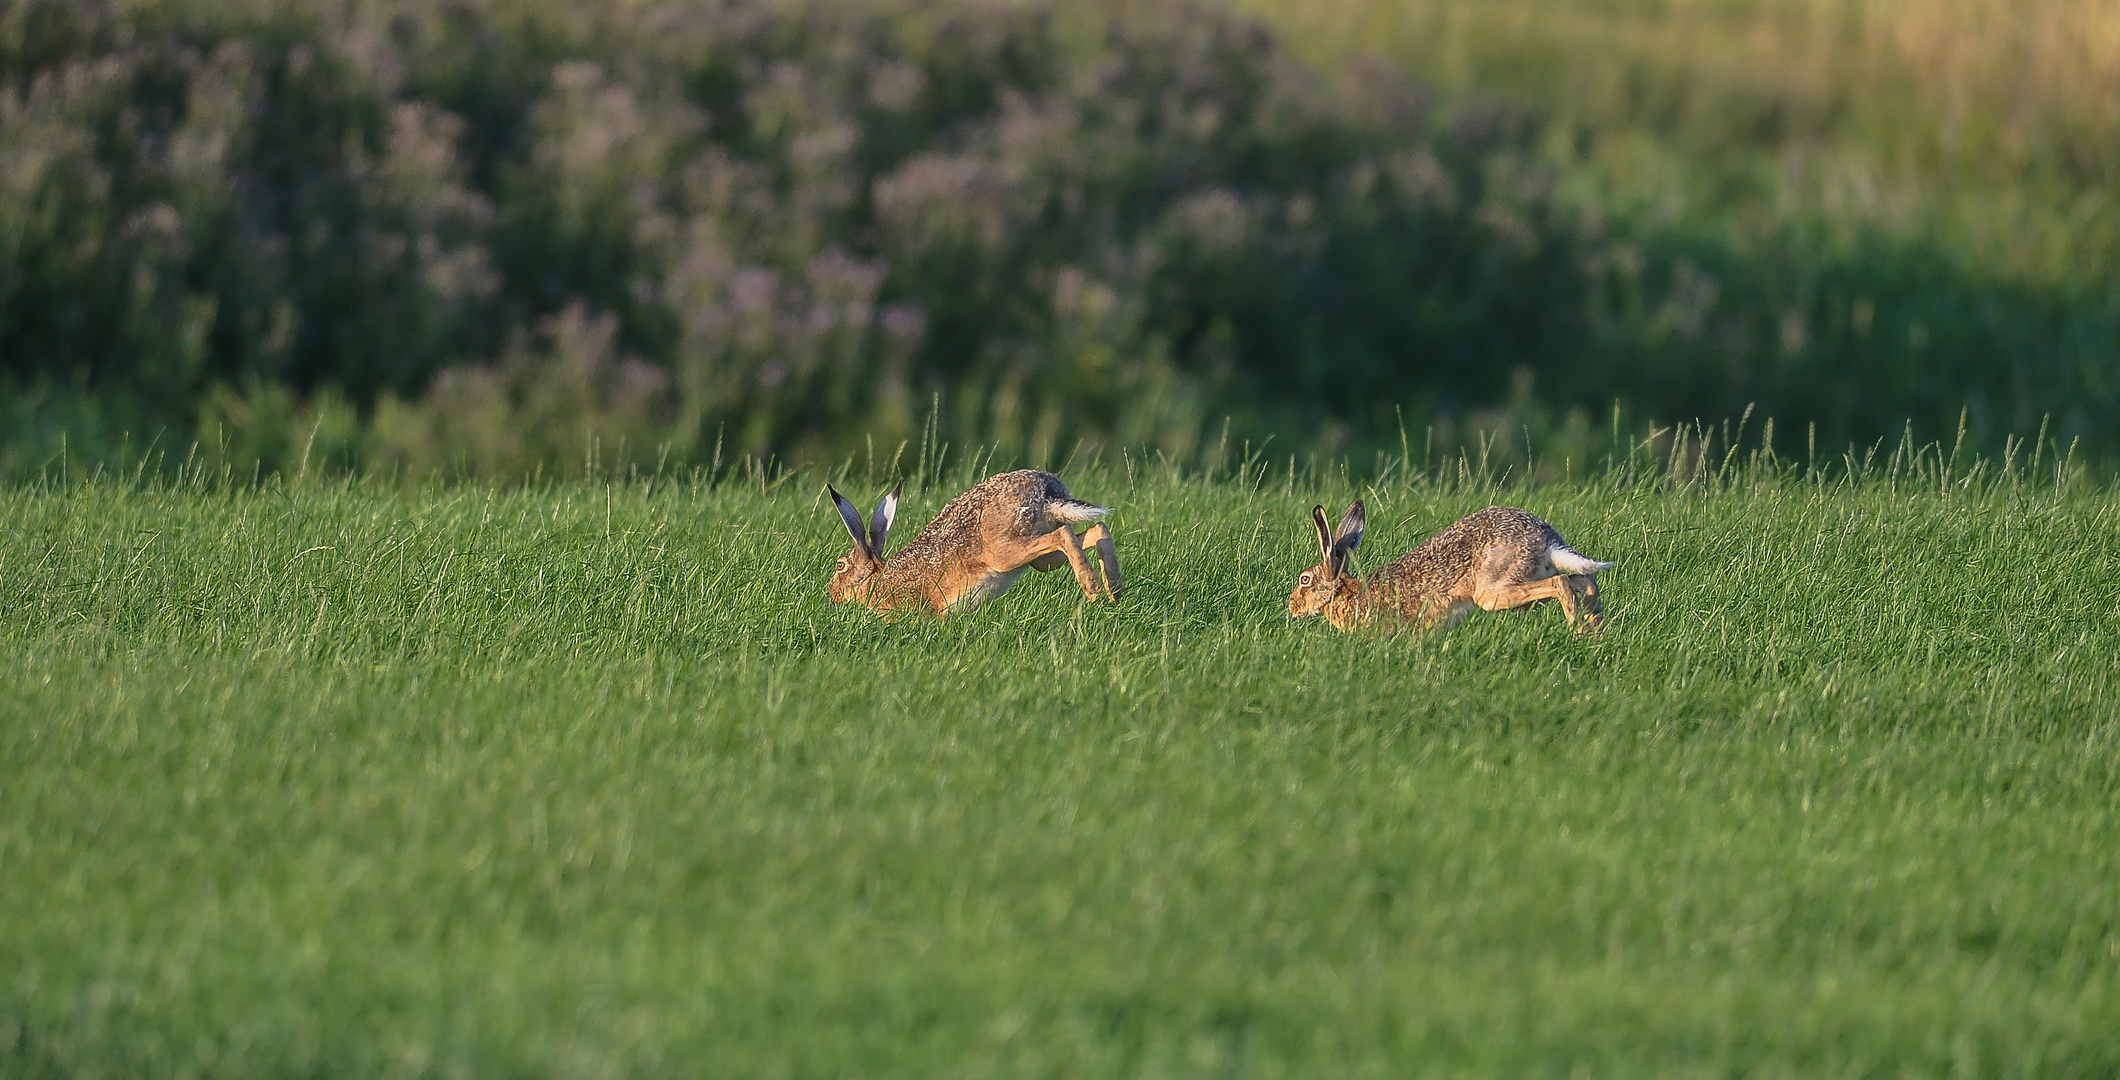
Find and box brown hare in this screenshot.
[826,469,1121,614]
[1288,502,1611,633]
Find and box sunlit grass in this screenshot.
[1232,0,2120,281]
[3,449,2117,1075]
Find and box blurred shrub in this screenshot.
[370,301,671,479]
[0,0,2112,480]
[196,381,364,480]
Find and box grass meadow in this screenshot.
[3,443,2118,1076]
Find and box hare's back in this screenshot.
[891,470,1068,563]
[977,469,1095,538]
[1376,507,1562,587]
[982,469,1071,510]
[1374,521,1482,592]
[1476,507,1573,578]
[1465,506,1565,550]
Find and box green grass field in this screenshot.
[4,449,2118,1076]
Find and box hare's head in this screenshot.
[1288,500,1364,618]
[826,482,900,604]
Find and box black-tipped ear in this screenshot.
[1334,499,1365,548]
[1311,505,1335,578]
[828,484,871,555]
[1330,499,1364,576]
[869,481,901,553]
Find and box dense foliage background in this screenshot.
[3,0,2116,478]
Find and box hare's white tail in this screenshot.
[1549,545,1614,575]
[1050,498,1110,525]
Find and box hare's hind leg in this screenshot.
[1472,574,1583,627]
[1571,574,1604,633]
[1001,526,1109,602]
[1081,523,1121,601]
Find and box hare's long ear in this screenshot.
[1311,505,1336,578]
[828,484,872,556]
[1330,499,1365,575]
[868,481,901,553]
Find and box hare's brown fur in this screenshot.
[830,470,1120,614]
[1290,505,1609,633]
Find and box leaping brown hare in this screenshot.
[1288,502,1611,633]
[827,469,1121,614]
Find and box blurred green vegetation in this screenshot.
[1237,0,2120,279]
[2,0,2115,480]
[1233,0,2120,441]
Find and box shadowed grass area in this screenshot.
[3,451,2117,1075]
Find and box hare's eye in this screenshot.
[1300,572,1314,587]
[836,558,849,572]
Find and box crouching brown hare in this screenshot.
[827,469,1121,615]
[1288,502,1610,633]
